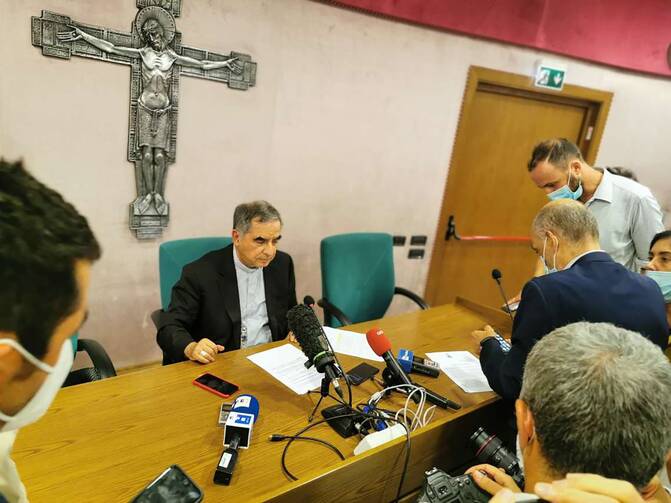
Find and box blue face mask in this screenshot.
[646,271,671,303]
[547,170,583,201]
[541,236,558,274]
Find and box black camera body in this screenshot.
[418,427,524,503]
[417,468,490,503]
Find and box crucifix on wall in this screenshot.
[31,0,257,239]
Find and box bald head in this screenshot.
[532,200,599,245]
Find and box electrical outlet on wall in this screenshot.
[408,249,425,259]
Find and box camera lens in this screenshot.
[469,427,524,486]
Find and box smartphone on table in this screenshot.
[130,464,202,503]
[192,373,239,398]
[347,362,380,385]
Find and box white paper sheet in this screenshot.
[322,326,384,362]
[247,344,323,395]
[425,351,493,393]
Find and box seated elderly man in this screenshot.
[157,201,297,364]
[467,322,671,503]
[472,199,669,401]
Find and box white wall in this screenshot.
[1,0,670,368]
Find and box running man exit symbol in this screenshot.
[534,64,566,91]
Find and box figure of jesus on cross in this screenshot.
[32,2,256,238]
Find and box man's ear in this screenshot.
[515,399,535,449]
[231,229,240,245]
[569,159,583,176]
[0,337,23,388]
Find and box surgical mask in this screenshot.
[646,271,671,303]
[541,236,558,274]
[547,170,583,201]
[0,338,73,432]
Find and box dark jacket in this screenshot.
[157,245,297,364]
[480,251,669,402]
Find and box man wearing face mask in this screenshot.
[467,323,671,503]
[472,200,668,402]
[0,160,101,502]
[527,138,663,273]
[645,230,671,331]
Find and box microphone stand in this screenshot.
[307,376,332,422]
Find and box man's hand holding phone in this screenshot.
[185,338,225,364]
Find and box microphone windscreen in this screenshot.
[491,268,502,280]
[303,295,316,306]
[231,394,260,422]
[366,327,392,356]
[287,304,324,362]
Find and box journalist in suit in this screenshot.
[472,200,669,402]
[157,201,297,365]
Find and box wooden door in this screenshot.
[425,66,612,308]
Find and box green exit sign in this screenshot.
[534,65,566,90]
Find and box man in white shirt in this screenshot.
[527,138,663,272]
[0,160,101,502]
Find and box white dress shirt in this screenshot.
[0,431,28,503]
[233,247,272,348]
[585,168,663,272]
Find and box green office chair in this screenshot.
[318,233,429,327]
[158,236,233,310]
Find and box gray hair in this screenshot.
[520,322,671,488]
[233,200,282,235]
[532,200,599,243]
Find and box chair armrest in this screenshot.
[77,339,117,379]
[150,309,162,330]
[317,298,353,327]
[394,287,429,310]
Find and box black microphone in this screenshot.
[303,295,316,308]
[287,305,344,400]
[492,268,514,324]
[366,328,461,410]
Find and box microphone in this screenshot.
[492,268,514,324]
[366,327,416,392]
[367,328,461,410]
[397,349,440,378]
[303,295,316,308]
[215,394,260,485]
[287,304,344,400]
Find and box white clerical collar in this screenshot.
[233,246,259,274]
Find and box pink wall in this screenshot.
[327,0,671,77]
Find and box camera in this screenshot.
[417,427,524,503]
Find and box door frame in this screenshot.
[425,65,613,304]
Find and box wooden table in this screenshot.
[14,299,511,502]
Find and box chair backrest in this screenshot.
[320,233,395,327]
[159,237,232,309]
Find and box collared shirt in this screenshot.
[584,168,663,272]
[0,431,27,503]
[233,247,272,348]
[564,249,606,270]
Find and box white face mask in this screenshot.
[0,338,73,432]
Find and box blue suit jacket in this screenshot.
[480,252,669,402]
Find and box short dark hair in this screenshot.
[528,138,583,172]
[650,230,671,250]
[233,200,282,235]
[605,166,638,182]
[0,160,101,358]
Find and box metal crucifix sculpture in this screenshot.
[31,0,257,239]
